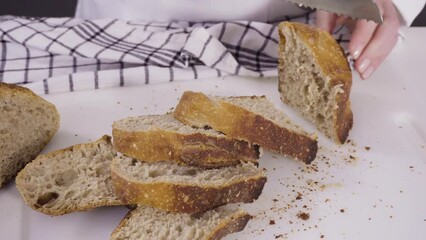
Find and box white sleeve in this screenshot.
[393,0,426,26]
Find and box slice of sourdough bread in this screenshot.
[278,22,353,144]
[112,114,260,169]
[173,91,318,164]
[16,135,123,216]
[111,205,251,240]
[111,155,267,214]
[0,83,60,189]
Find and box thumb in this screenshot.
[316,10,338,33]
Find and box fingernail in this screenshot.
[352,48,361,60]
[358,58,371,73]
[362,65,374,79]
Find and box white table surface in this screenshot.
[1,27,425,240]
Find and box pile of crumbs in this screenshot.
[249,139,380,239]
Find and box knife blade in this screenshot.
[288,0,383,24]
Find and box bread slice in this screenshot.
[173,91,318,164]
[111,205,251,240]
[16,135,123,216]
[111,155,266,214]
[0,83,60,189]
[112,114,260,169]
[278,22,353,144]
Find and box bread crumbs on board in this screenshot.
[250,139,369,239]
[297,212,310,221]
[275,234,286,239]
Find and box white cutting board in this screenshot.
[1,69,425,240]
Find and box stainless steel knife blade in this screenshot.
[288,0,383,23]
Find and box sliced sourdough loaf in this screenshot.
[0,83,60,189]
[278,22,353,144]
[16,135,123,215]
[111,205,251,240]
[111,155,267,214]
[173,91,318,164]
[112,114,260,168]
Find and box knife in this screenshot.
[288,0,383,24]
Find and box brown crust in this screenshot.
[208,211,252,240]
[111,208,251,240]
[334,96,353,144]
[111,164,267,214]
[0,82,43,97]
[112,126,260,169]
[173,91,317,164]
[15,135,123,216]
[34,196,122,216]
[278,22,353,144]
[0,83,60,188]
[110,208,135,238]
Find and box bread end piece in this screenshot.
[16,135,122,216]
[278,22,353,144]
[0,83,60,189]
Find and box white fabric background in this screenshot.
[0,13,351,95]
[76,0,426,26]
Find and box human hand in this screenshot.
[316,0,400,79]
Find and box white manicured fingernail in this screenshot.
[362,66,374,79]
[358,58,371,73]
[353,49,361,60]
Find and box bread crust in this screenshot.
[16,136,123,216]
[173,91,317,164]
[110,207,251,240]
[111,163,267,214]
[208,211,252,240]
[112,126,260,169]
[0,83,60,188]
[278,22,353,144]
[110,208,135,239]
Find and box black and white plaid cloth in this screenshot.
[0,12,349,95]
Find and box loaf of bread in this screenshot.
[111,205,251,240]
[0,83,60,189]
[173,91,318,164]
[113,114,260,168]
[278,22,353,144]
[16,136,123,215]
[111,155,267,214]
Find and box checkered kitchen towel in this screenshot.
[0,12,349,95]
